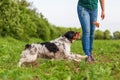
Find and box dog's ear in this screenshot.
[64,31,76,42]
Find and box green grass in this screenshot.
[0,37,120,80]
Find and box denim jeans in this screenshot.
[77,5,98,56]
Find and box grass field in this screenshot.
[0,37,120,80]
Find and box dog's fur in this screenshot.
[18,31,88,67]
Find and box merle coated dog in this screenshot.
[18,31,88,67]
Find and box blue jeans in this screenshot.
[77,5,98,56]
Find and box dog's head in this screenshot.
[63,31,80,43]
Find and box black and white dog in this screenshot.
[18,31,88,67]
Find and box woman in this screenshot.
[77,0,105,62]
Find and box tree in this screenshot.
[113,31,120,39]
[0,0,52,41]
[94,30,104,39]
[104,30,111,40]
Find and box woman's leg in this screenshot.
[89,9,98,61]
[90,9,98,52]
[77,5,91,56]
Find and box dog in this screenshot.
[18,31,88,67]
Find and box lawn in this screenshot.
[0,37,120,80]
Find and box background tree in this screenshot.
[113,31,120,39]
[94,30,104,39]
[104,30,111,40]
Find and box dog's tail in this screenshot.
[24,44,31,50]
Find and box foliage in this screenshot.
[113,31,120,39]
[94,30,104,39]
[104,30,111,40]
[0,0,119,41]
[0,0,81,41]
[0,0,54,41]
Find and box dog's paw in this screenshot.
[85,55,88,58]
[74,59,81,62]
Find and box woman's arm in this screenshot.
[100,0,105,20]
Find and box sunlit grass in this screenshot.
[0,37,120,80]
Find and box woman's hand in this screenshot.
[101,11,105,20]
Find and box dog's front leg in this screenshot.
[64,53,76,61]
[65,53,88,62]
[74,54,88,59]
